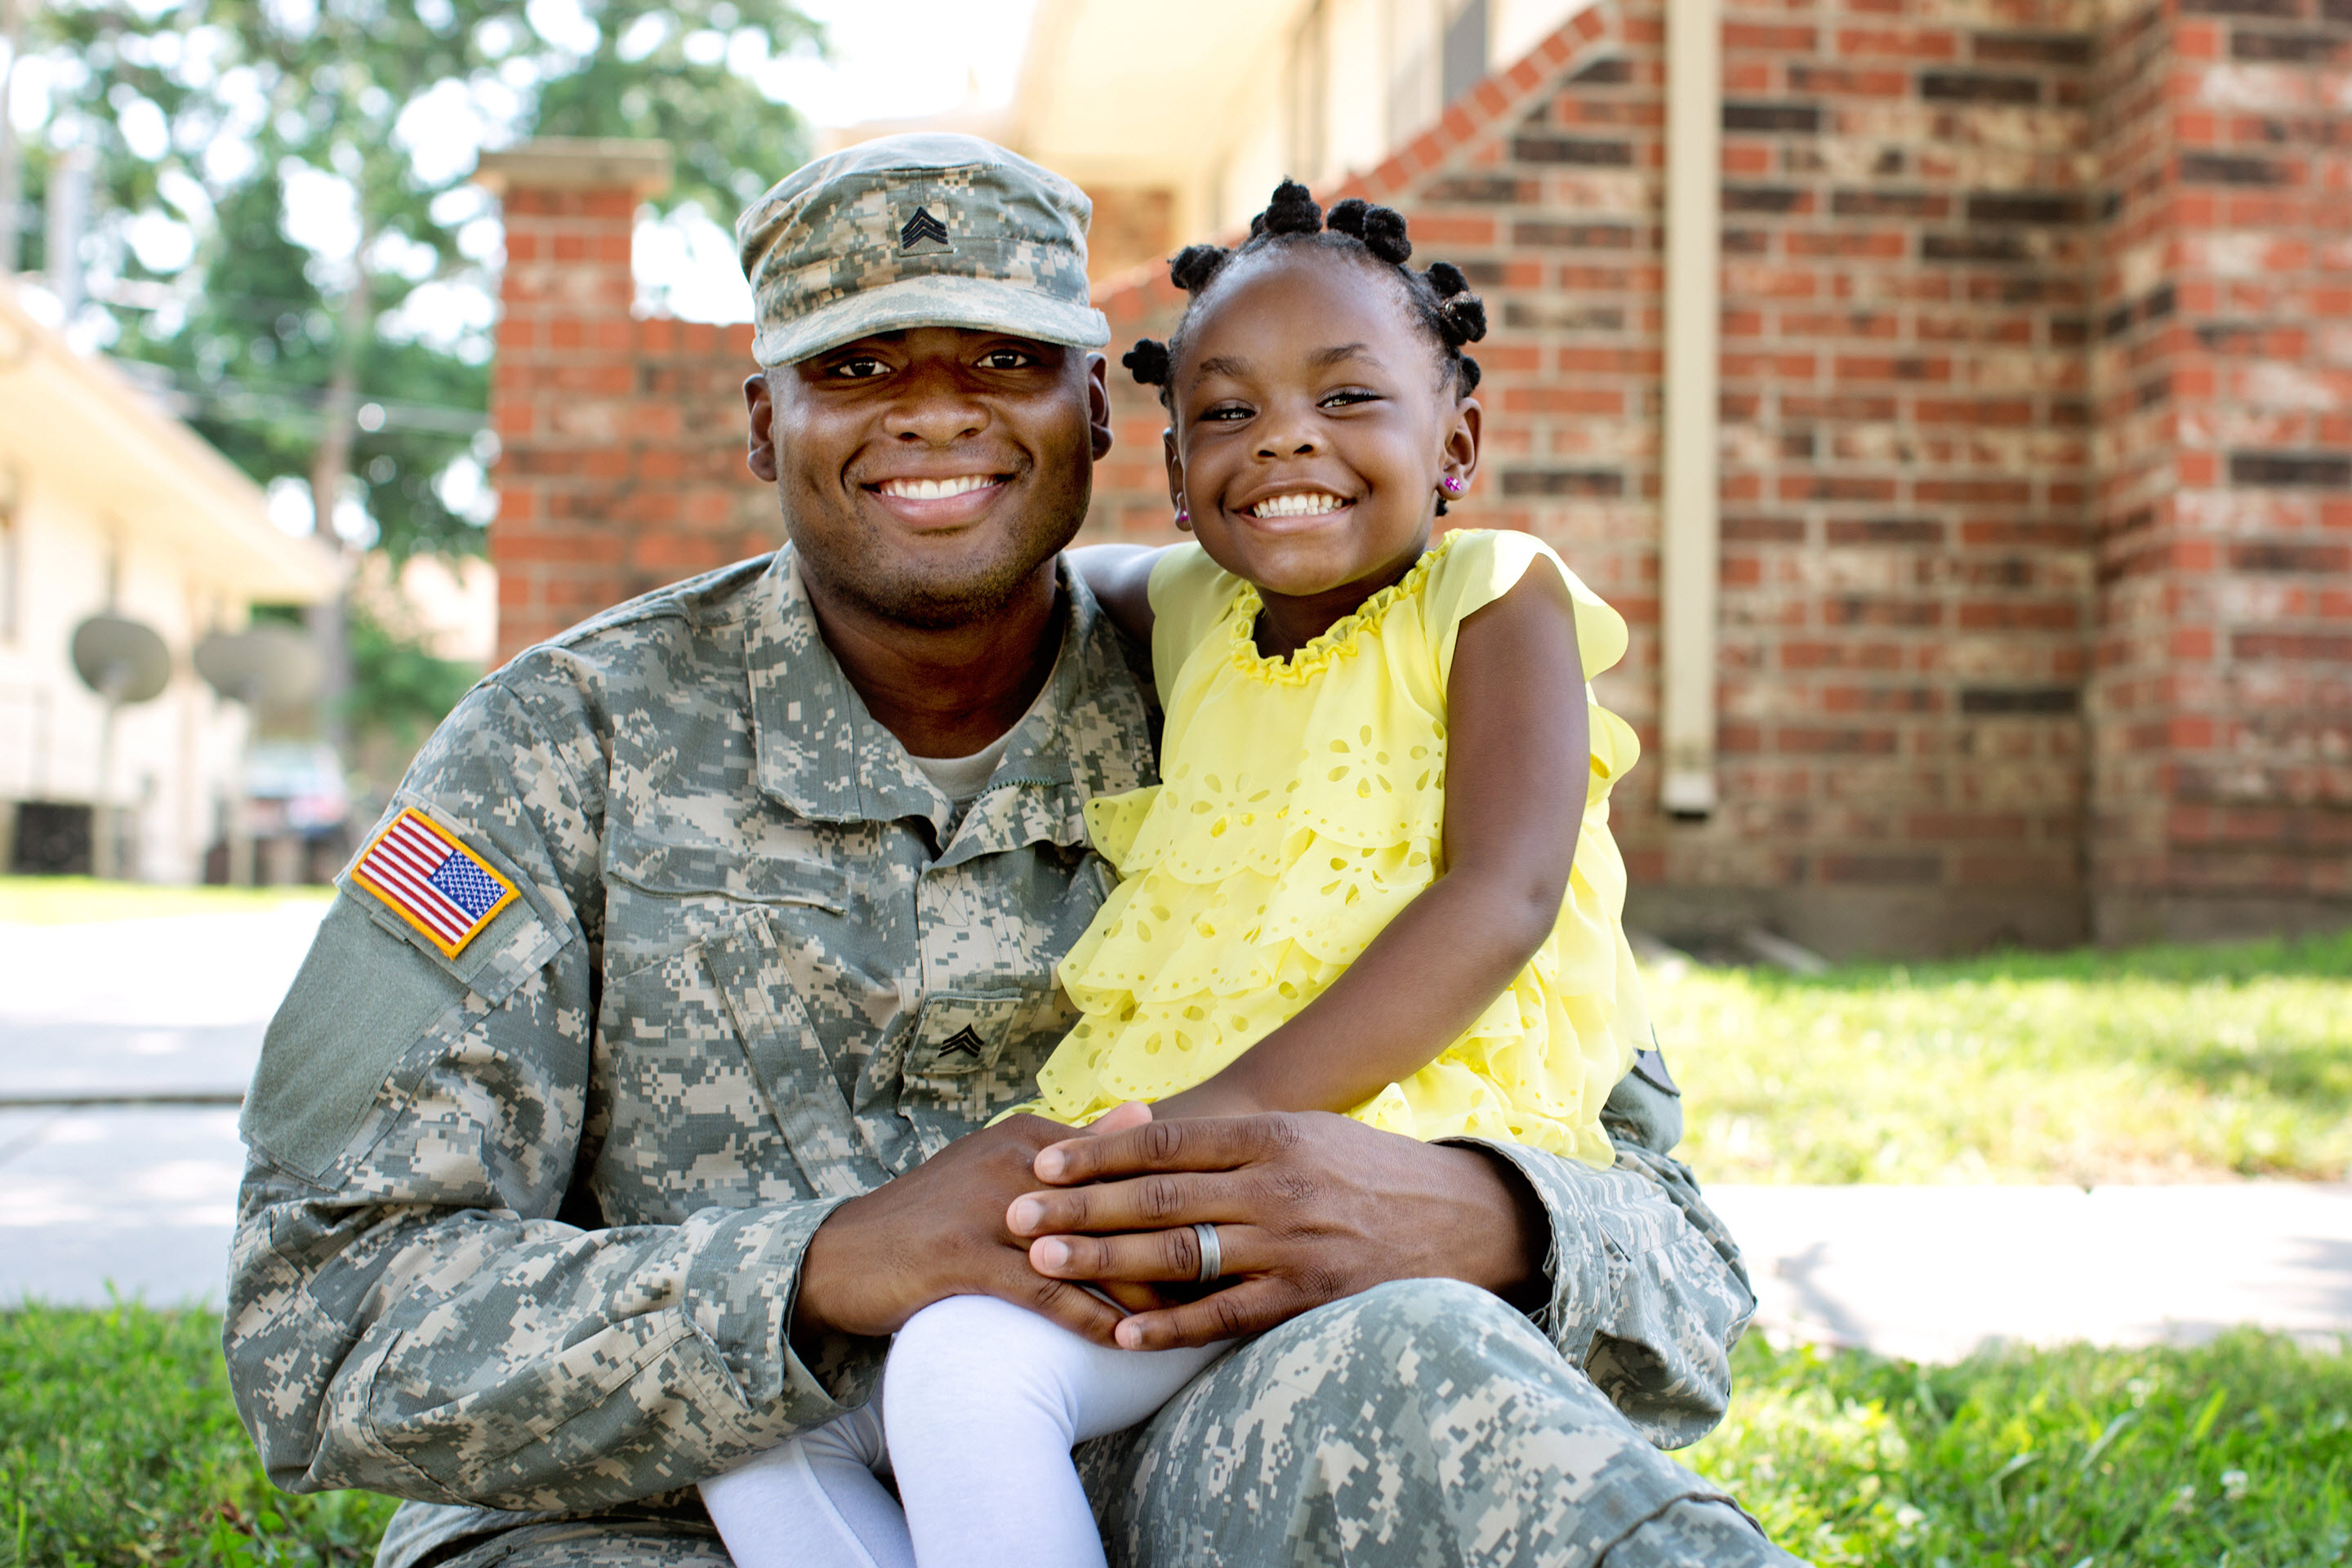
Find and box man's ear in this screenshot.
[1163,426,1188,528]
[1085,353,1115,461]
[744,373,779,483]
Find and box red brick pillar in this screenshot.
[475,140,778,666]
[476,140,670,662]
[2088,2,2352,942]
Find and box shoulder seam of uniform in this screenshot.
[469,677,598,817]
[443,677,604,946]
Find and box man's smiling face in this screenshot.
[749,327,1113,630]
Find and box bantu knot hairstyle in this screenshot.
[1168,243,1231,293]
[1420,258,1488,360]
[1325,197,1412,265]
[1122,339,1171,386]
[1254,179,1325,236]
[1123,178,1489,483]
[1437,294,1487,350]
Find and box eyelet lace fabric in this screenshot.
[1218,538,1450,686]
[1024,532,1649,1167]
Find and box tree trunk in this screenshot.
[0,0,23,276]
[305,246,372,758]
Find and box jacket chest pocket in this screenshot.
[894,987,1074,1141]
[702,906,888,1199]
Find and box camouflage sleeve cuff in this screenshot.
[250,1194,884,1511]
[1448,1137,1757,1450]
[684,1197,871,1423]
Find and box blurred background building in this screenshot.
[0,283,341,880]
[482,0,2352,958]
[819,0,1600,276]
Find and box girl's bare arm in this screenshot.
[1067,544,1162,644]
[1153,560,1588,1121]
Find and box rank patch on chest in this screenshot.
[938,1025,987,1060]
[899,205,951,255]
[350,808,519,959]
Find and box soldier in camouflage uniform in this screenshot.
[227,134,1801,1567]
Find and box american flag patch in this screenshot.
[350,808,519,959]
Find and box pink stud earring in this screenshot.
[1175,507,1191,528]
[1441,476,1464,495]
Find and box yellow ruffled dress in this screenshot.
[1018,529,1650,1167]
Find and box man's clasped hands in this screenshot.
[794,1099,1549,1354]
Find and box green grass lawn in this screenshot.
[1690,1330,2352,1566]
[0,1303,394,1568]
[0,877,329,927]
[2,1303,2344,1566]
[1659,930,2352,1185]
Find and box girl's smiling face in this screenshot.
[1164,248,1481,650]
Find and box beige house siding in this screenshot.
[0,284,341,880]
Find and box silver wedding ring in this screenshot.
[1192,1222,1223,1284]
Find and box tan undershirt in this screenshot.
[907,649,1063,811]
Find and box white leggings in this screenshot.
[698,1295,1227,1568]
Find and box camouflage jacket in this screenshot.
[225,547,1756,1545]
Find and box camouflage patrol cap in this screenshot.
[737,133,1111,367]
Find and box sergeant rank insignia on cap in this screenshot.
[350,808,518,959]
[899,205,951,255]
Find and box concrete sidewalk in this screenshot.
[0,1103,247,1304]
[2,906,2348,1364]
[0,901,327,1101]
[1707,1182,2352,1362]
[0,901,326,1303]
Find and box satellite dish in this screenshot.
[195,627,323,710]
[70,614,172,705]
[72,613,175,880]
[198,626,328,889]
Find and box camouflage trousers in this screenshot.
[416,1280,1798,1568]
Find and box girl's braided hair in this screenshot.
[1120,179,1488,437]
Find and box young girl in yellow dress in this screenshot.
[699,181,1655,1568]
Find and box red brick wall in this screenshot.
[491,186,777,656]
[482,0,2352,953]
[2087,0,2352,942]
[2087,0,2185,933]
[1695,0,2099,945]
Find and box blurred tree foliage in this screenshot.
[250,595,478,797]
[28,0,818,560]
[347,600,479,745]
[343,595,483,799]
[124,175,497,559]
[13,0,814,776]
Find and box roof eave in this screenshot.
[0,284,347,604]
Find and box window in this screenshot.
[0,470,19,645]
[1441,0,1490,107]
